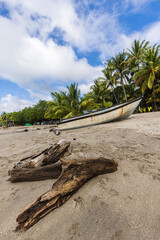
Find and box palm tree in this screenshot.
[98,59,119,103]
[45,83,94,119]
[133,44,160,110]
[45,92,70,119]
[146,80,160,110]
[127,39,149,72]
[62,83,81,117]
[111,51,129,101]
[85,79,112,108]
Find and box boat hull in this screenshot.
[58,97,142,130]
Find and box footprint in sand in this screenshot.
[67,222,80,239]
[109,188,119,197]
[91,195,100,203]
[10,187,20,196]
[74,196,85,208]
[100,201,109,208]
[99,179,107,189]
[123,172,129,177]
[138,164,160,180]
[111,230,123,240]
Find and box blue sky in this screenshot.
[0,0,160,113]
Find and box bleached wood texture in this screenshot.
[12,139,70,169]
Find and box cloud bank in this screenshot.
[0,0,160,112]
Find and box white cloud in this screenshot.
[100,21,160,60]
[0,94,35,113]
[0,0,118,101]
[0,89,53,114]
[26,89,51,102]
[0,0,121,91]
[3,0,119,51]
[1,0,121,53]
[123,0,155,10]
[0,15,102,90]
[142,22,160,44]
[79,83,93,94]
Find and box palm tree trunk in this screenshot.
[111,85,118,103]
[153,82,157,111]
[121,74,127,102]
[102,96,104,108]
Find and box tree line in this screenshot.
[0,39,160,126]
[0,100,48,126]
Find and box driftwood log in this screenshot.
[8,162,62,182]
[16,157,118,230]
[8,139,70,182]
[12,139,70,169]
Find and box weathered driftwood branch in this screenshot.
[8,162,62,182]
[13,139,70,169]
[16,157,118,230]
[49,128,60,135]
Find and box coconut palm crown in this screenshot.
[45,83,94,119]
[111,51,129,101]
[133,44,160,110]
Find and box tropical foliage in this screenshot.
[84,79,112,108]
[127,39,149,73]
[133,44,160,110]
[45,83,94,119]
[1,39,160,125]
[0,100,48,126]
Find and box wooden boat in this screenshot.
[58,97,142,130]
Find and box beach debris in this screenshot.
[8,162,62,182]
[49,128,60,135]
[15,129,29,133]
[24,129,29,132]
[8,139,118,231]
[16,157,118,230]
[11,139,70,169]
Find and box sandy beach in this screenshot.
[0,112,160,240]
